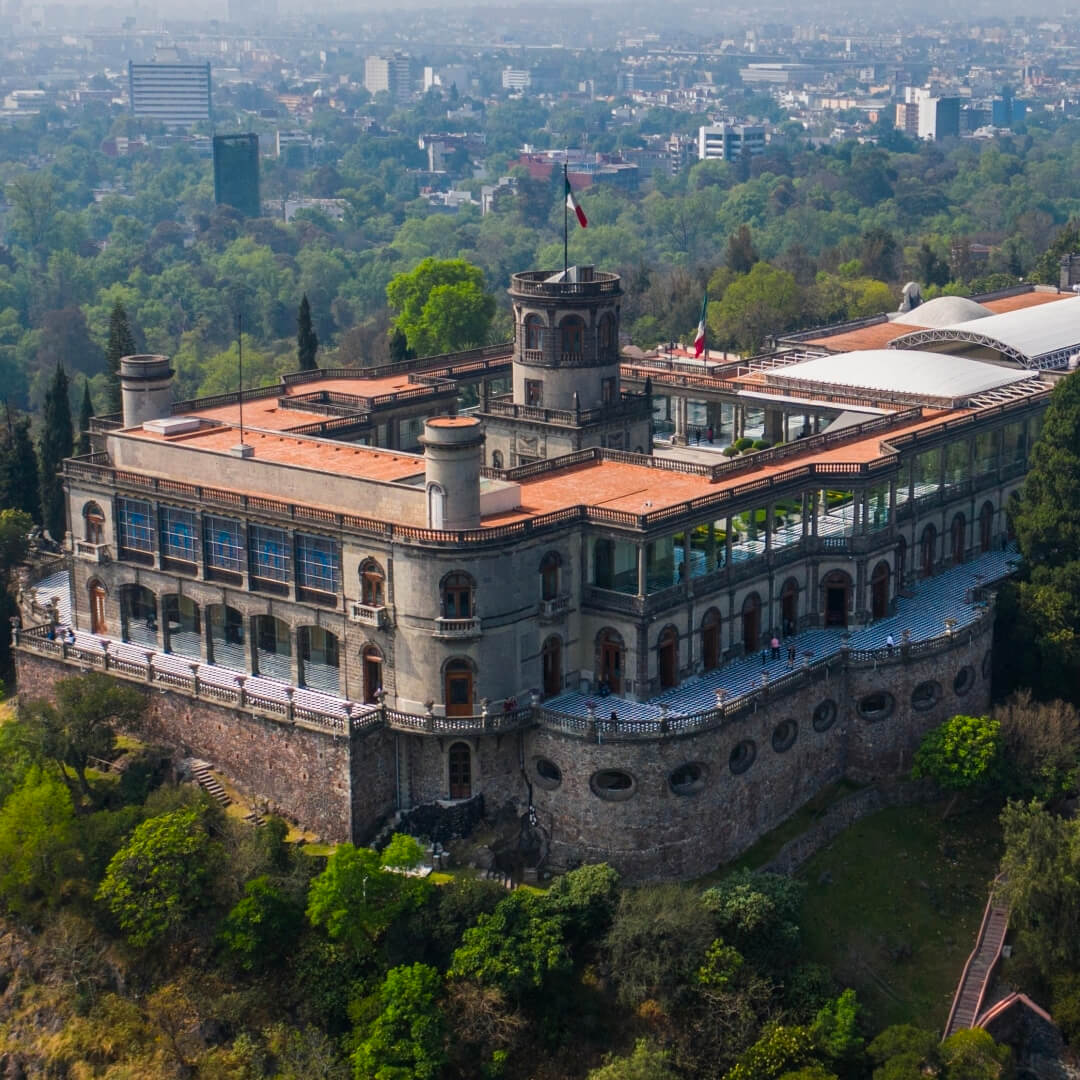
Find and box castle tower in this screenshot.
[120,354,174,428]
[479,267,652,467]
[421,416,484,530]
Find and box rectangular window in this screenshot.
[160,505,197,563]
[116,497,154,554]
[204,516,244,574]
[602,377,616,404]
[524,379,544,407]
[296,533,339,594]
[249,524,291,584]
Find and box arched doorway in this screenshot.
[870,561,890,621]
[780,578,798,636]
[208,605,245,671]
[559,315,585,358]
[253,615,291,681]
[83,502,105,545]
[540,552,561,601]
[88,581,106,635]
[596,628,624,694]
[362,645,383,704]
[920,524,937,578]
[701,609,721,671]
[742,594,761,653]
[658,625,679,689]
[120,585,158,648]
[448,742,472,799]
[951,513,966,565]
[299,626,339,694]
[542,635,562,698]
[822,571,851,628]
[979,501,994,553]
[445,659,474,717]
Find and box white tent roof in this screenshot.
[891,295,1080,365]
[893,295,993,327]
[774,349,1031,400]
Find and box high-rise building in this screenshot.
[903,86,961,141]
[697,123,766,162]
[213,133,260,218]
[501,68,531,92]
[128,60,211,127]
[364,54,412,101]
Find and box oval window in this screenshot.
[812,698,837,733]
[533,757,562,790]
[772,719,798,753]
[953,666,976,697]
[858,692,894,721]
[590,770,636,801]
[729,740,756,776]
[669,762,708,796]
[911,681,942,712]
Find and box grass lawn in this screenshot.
[798,800,1003,1033]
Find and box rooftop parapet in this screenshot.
[510,268,622,300]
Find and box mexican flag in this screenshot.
[565,176,587,228]
[693,290,708,358]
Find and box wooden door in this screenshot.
[90,585,106,635]
[448,743,471,799]
[871,564,889,621]
[742,602,759,653]
[445,665,473,717]
[363,650,382,704]
[599,638,622,694]
[658,628,678,688]
[542,638,561,698]
[702,621,720,670]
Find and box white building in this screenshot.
[501,68,531,92]
[697,123,766,162]
[128,61,211,127]
[364,54,412,101]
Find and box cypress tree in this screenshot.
[77,380,94,456]
[297,294,319,371]
[105,301,136,414]
[1,404,40,522]
[388,327,415,365]
[39,364,73,540]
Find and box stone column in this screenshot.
[682,530,692,595]
[706,521,717,572]
[201,606,213,663]
[291,627,304,688]
[637,545,647,599]
[672,396,688,446]
[248,616,260,675]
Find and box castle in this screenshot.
[15,267,1074,879]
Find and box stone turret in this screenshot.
[120,354,174,429]
[421,416,484,531]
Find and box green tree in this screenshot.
[726,1024,821,1080]
[351,963,446,1080]
[726,225,760,275]
[940,1029,1012,1080]
[218,875,304,972]
[545,862,621,949]
[388,326,415,364]
[105,301,136,414]
[994,692,1080,800]
[450,890,570,1001]
[38,362,73,541]
[96,806,218,946]
[589,1039,680,1080]
[811,989,863,1066]
[999,799,1080,977]
[76,379,93,456]
[297,293,319,371]
[912,714,1002,816]
[1,407,40,523]
[867,1025,942,1080]
[22,673,144,800]
[708,263,803,354]
[0,765,75,913]
[386,257,495,356]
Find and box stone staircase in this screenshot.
[944,883,1010,1038]
[188,758,262,826]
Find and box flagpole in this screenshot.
[563,162,568,277]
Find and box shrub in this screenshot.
[734,437,755,451]
[723,446,740,458]
[753,439,772,450]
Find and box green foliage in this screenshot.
[911,714,1002,795]
[812,989,863,1064]
[76,379,93,456]
[96,806,218,946]
[723,446,740,457]
[104,301,136,414]
[450,889,570,1001]
[351,963,445,1080]
[939,1028,1012,1080]
[39,362,72,539]
[999,799,1080,977]
[752,439,772,451]
[386,257,495,356]
[219,875,304,972]
[867,1024,941,1080]
[545,862,621,948]
[726,1023,820,1080]
[994,692,1080,800]
[1,409,40,523]
[380,832,424,871]
[1050,972,1080,1047]
[0,764,76,912]
[588,1038,680,1080]
[297,293,319,371]
[697,938,745,992]
[0,507,32,575]
[709,263,803,354]
[735,437,755,451]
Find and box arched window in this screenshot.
[445,659,474,717]
[362,644,383,704]
[162,594,200,659]
[253,615,291,681]
[598,313,616,350]
[88,579,107,635]
[540,551,561,601]
[780,578,798,636]
[951,513,966,565]
[542,635,562,698]
[596,628,625,694]
[979,501,994,554]
[359,559,385,607]
[120,584,158,648]
[741,593,761,653]
[523,314,543,351]
[448,742,472,798]
[441,572,475,619]
[701,608,721,671]
[208,604,245,671]
[82,501,105,545]
[870,561,890,621]
[920,524,937,578]
[299,626,339,694]
[492,450,503,469]
[657,625,679,689]
[427,483,445,530]
[822,570,852,628]
[560,315,585,358]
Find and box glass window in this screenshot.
[647,535,677,592]
[442,573,474,618]
[974,429,1000,476]
[913,448,941,496]
[249,524,291,583]
[160,505,196,562]
[117,497,154,553]
[296,534,339,594]
[205,516,244,574]
[1003,421,1025,465]
[525,379,543,407]
[867,483,890,531]
[944,440,969,488]
[589,536,638,594]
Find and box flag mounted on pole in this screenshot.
[565,175,588,228]
[693,290,708,358]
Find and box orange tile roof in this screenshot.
[982,291,1071,314]
[804,321,926,352]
